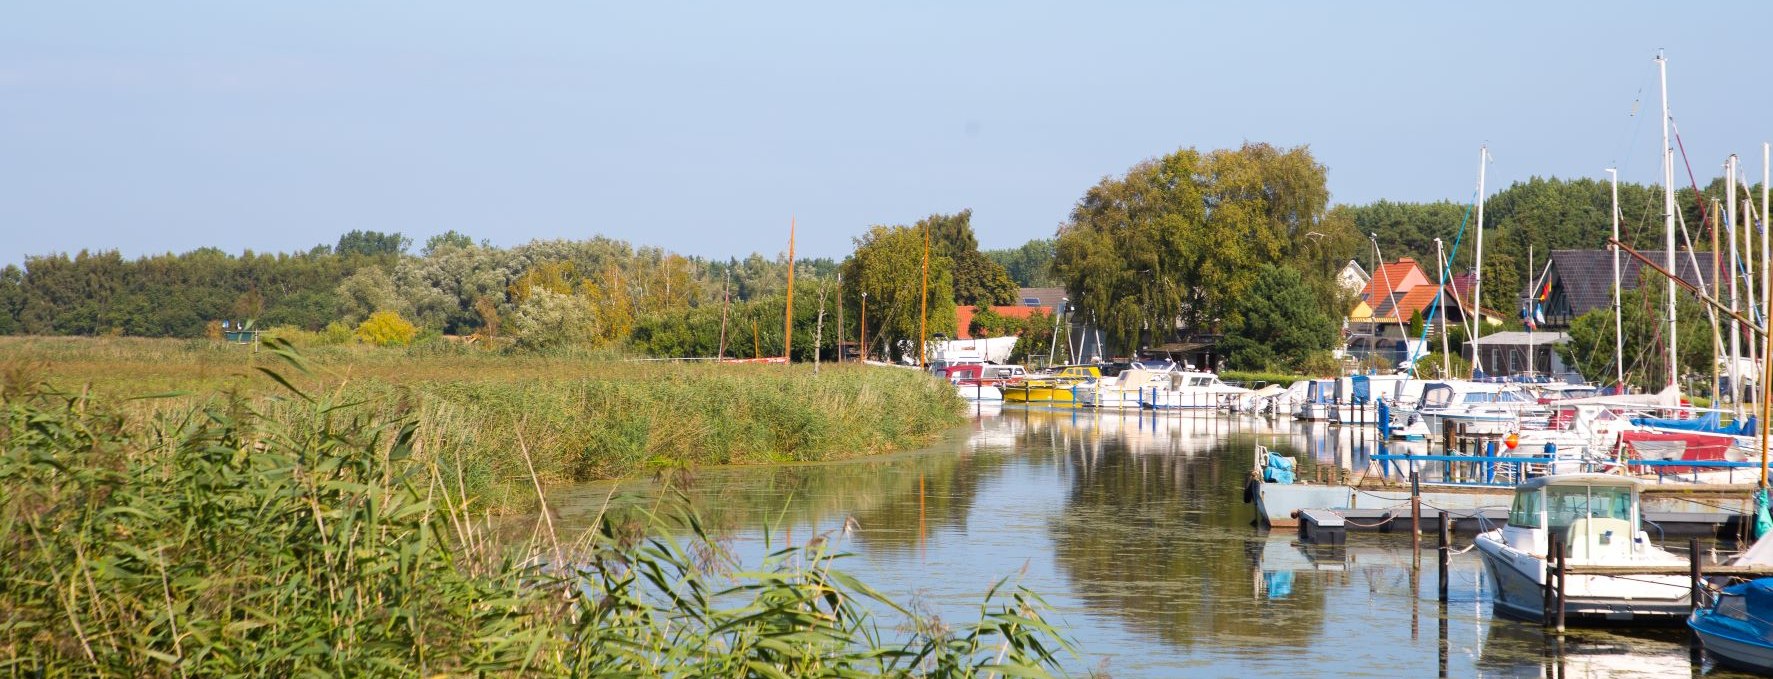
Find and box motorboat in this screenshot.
[1689,578,1773,672]
[1077,368,1172,409]
[1474,473,1691,622]
[1294,379,1337,421]
[1410,380,1546,436]
[1002,365,1100,404]
[1141,371,1250,410]
[934,363,1023,401]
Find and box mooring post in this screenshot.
[1690,537,1702,615]
[1410,471,1422,550]
[1555,539,1567,633]
[1438,510,1451,602]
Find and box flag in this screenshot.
[1538,280,1552,301]
[1533,303,1545,326]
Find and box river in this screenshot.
[550,406,1749,677]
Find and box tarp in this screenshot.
[1263,452,1296,485]
[1350,375,1371,405]
[1631,411,1757,436]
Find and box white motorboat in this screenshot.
[1077,368,1171,409]
[1474,473,1691,622]
[1142,371,1250,410]
[1411,381,1545,436]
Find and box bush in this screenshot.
[354,310,418,346]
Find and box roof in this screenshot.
[1469,331,1571,346]
[1360,258,1429,302]
[1538,249,1718,320]
[1518,472,1642,491]
[1016,287,1066,309]
[955,305,1047,339]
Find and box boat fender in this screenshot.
[1243,475,1259,504]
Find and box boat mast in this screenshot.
[1438,237,1450,378]
[1659,51,1678,392]
[1731,156,1741,416]
[1763,142,1772,489]
[785,217,796,362]
[1528,245,1535,376]
[1472,145,1488,377]
[1608,168,1623,391]
[918,220,929,368]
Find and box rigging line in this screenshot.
[1412,191,1479,368]
[1670,119,1716,239]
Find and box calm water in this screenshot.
[550,406,1750,678]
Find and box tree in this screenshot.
[1053,143,1352,355]
[354,310,417,346]
[839,225,957,362]
[919,210,1017,306]
[984,239,1059,287]
[421,230,476,256]
[1217,265,1339,371]
[336,230,410,258]
[1559,277,1711,392]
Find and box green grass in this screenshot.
[1,336,967,511]
[0,375,1073,676]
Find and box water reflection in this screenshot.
[549,407,1729,677]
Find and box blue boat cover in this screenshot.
[1351,375,1371,405]
[1377,400,1392,438]
[1264,452,1296,485]
[1630,412,1756,436]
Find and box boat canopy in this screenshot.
[1630,411,1757,436]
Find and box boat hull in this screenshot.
[1475,534,1690,623]
[1691,613,1773,671]
[1002,385,1077,404]
[956,384,1003,401]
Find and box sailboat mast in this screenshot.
[918,221,929,368]
[784,217,796,362]
[1762,142,1771,488]
[1472,145,1488,377]
[1731,156,1741,416]
[1609,168,1624,391]
[1438,237,1449,378]
[1658,52,1678,392]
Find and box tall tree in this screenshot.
[839,225,957,361]
[919,210,1017,306]
[336,230,411,258]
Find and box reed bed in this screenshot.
[2,336,967,511]
[0,358,1071,677]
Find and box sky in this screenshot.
[4,2,1773,265]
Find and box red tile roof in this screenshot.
[1360,258,1429,302]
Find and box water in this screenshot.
[550,406,1753,677]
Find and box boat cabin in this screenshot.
[1416,382,1534,411]
[1501,474,1646,560]
[936,364,1025,384]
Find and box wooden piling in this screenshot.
[1690,537,1702,615]
[1410,472,1422,550]
[1438,510,1450,602]
[1543,540,1557,628]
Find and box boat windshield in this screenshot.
[1422,386,1454,409]
[1190,377,1210,387]
[1545,485,1632,530]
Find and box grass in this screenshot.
[0,370,1074,676]
[0,336,967,511]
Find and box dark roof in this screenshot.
[1537,249,1717,319]
[1017,287,1067,309]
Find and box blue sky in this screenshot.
[4,2,1772,264]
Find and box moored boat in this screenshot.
[1474,473,1691,623]
[1689,578,1773,672]
[1002,365,1100,404]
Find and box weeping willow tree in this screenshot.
[1052,143,1358,355]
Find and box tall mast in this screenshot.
[1527,245,1535,376]
[784,217,796,362]
[1608,168,1624,391]
[1659,51,1678,392]
[918,221,929,368]
[1472,145,1489,377]
[1731,156,1741,415]
[1438,237,1449,378]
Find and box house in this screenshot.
[955,305,1050,339]
[1016,287,1067,310]
[1336,259,1370,295]
[1462,330,1576,380]
[1526,250,1717,328]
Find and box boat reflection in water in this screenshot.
[547,407,1720,677]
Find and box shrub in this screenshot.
[354,310,418,346]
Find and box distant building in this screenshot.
[1016,287,1066,310]
[1462,330,1575,380]
[1336,259,1370,295]
[1526,250,1716,328]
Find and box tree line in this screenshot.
[4,148,1760,374]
